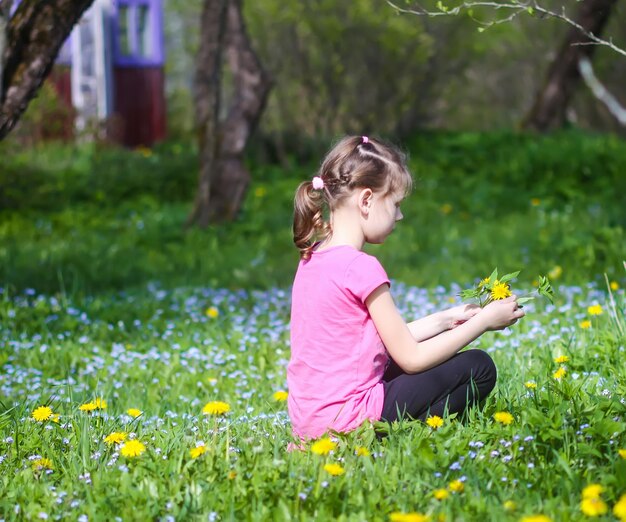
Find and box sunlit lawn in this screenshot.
[1,132,625,520]
[1,279,625,521]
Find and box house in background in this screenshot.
[53,0,166,147]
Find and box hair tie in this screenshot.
[311,176,325,190]
[361,136,369,144]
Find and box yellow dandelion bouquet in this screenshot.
[459,268,554,308]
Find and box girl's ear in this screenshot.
[358,188,373,215]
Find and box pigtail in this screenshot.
[293,181,329,260]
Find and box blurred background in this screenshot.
[1,0,625,295]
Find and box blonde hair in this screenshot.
[293,136,412,260]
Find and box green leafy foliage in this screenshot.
[0,130,625,295]
[537,275,555,304]
[459,268,553,307]
[164,0,513,145]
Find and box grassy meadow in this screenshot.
[0,131,625,521]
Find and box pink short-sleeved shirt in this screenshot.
[287,245,390,439]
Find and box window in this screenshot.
[114,0,163,65]
[136,5,152,58]
[118,5,131,56]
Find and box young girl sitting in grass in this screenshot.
[287,135,525,440]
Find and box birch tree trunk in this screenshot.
[0,0,94,139]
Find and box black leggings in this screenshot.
[380,349,497,424]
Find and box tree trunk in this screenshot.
[0,0,94,139]
[523,0,618,132]
[187,0,272,227]
[0,1,12,100]
[187,0,228,228]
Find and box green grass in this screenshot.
[0,280,624,520]
[1,131,625,520]
[1,130,625,295]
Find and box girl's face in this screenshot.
[363,191,404,244]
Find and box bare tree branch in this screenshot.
[578,56,626,125]
[535,3,626,58]
[389,0,626,128]
[388,1,626,57]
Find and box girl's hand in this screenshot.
[478,295,525,331]
[445,304,481,330]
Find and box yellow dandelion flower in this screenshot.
[202,401,230,415]
[227,470,237,480]
[478,277,490,287]
[610,281,619,291]
[440,203,453,215]
[273,391,288,402]
[51,413,60,423]
[582,484,604,499]
[520,516,552,522]
[553,367,566,380]
[579,320,592,329]
[548,265,562,280]
[389,513,430,522]
[323,463,345,476]
[503,500,517,511]
[79,402,97,412]
[618,449,626,459]
[426,415,444,429]
[32,406,53,422]
[614,494,626,520]
[190,445,207,459]
[580,497,608,516]
[32,458,53,471]
[355,446,371,457]
[554,355,569,364]
[120,439,146,458]
[491,282,512,301]
[493,411,514,425]
[530,198,541,206]
[135,146,152,157]
[311,437,336,456]
[587,304,603,316]
[433,488,450,500]
[206,307,219,318]
[104,432,127,445]
[93,398,107,410]
[126,408,142,418]
[448,479,464,493]
[524,381,537,389]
